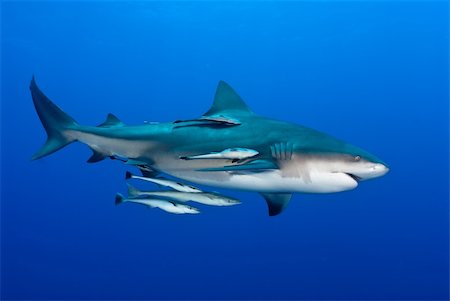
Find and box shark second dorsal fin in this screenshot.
[261,193,292,216]
[98,113,124,128]
[204,81,253,116]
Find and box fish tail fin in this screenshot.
[30,76,79,160]
[125,171,133,180]
[126,183,141,197]
[115,193,126,205]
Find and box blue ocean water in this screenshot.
[1,1,449,300]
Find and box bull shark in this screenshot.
[30,77,389,216]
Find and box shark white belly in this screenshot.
[167,169,358,194]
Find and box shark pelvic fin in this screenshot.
[261,193,292,216]
[204,81,253,116]
[87,148,108,163]
[98,113,124,127]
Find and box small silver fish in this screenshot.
[127,184,241,207]
[125,171,202,193]
[115,193,200,214]
[180,148,259,161]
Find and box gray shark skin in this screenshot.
[30,77,389,216]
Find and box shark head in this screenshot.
[316,151,389,182]
[284,134,389,193]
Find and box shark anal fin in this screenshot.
[197,159,277,172]
[87,148,108,163]
[261,193,292,216]
[98,113,124,128]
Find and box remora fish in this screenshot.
[180,148,258,161]
[115,193,200,214]
[127,184,240,206]
[30,78,389,216]
[125,171,202,193]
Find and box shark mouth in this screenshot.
[346,173,362,182]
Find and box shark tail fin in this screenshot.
[115,193,126,205]
[30,76,79,160]
[127,183,141,197]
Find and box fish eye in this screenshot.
[354,155,361,161]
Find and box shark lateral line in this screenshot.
[30,77,389,216]
[115,193,200,214]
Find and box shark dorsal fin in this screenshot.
[204,81,253,116]
[98,113,124,127]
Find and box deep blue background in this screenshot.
[1,1,448,300]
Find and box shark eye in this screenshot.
[354,155,361,161]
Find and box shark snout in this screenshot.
[355,163,389,180]
[374,163,389,173]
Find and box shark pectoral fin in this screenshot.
[87,148,108,163]
[197,159,277,172]
[261,193,293,216]
[97,113,124,127]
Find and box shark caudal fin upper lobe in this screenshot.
[30,77,79,160]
